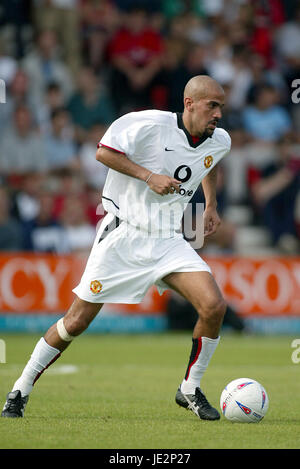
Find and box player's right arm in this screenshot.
[96,145,181,196]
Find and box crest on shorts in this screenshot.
[90,280,103,294]
[204,155,213,168]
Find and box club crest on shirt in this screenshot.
[90,280,103,294]
[204,155,213,168]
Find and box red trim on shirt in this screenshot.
[97,143,126,155]
[191,136,200,145]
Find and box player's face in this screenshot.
[190,91,225,137]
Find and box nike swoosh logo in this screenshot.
[165,147,174,151]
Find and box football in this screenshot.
[220,378,269,423]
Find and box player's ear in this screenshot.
[184,97,193,112]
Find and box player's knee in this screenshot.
[216,298,227,319]
[197,296,227,324]
[58,298,102,340]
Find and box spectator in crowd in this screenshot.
[35,81,65,135]
[0,0,32,59]
[0,185,23,251]
[250,134,300,252]
[0,38,17,84]
[242,84,292,142]
[204,32,235,86]
[59,194,96,254]
[166,43,209,112]
[220,47,253,112]
[162,14,193,69]
[0,105,47,175]
[22,29,74,110]
[67,67,116,143]
[32,0,81,74]
[51,168,86,221]
[44,107,78,170]
[80,0,121,72]
[184,12,215,46]
[275,4,300,83]
[221,128,250,206]
[107,4,164,113]
[78,122,108,189]
[0,68,31,138]
[245,53,288,107]
[12,172,45,223]
[275,4,300,132]
[249,0,285,68]
[22,189,68,253]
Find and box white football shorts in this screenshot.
[73,213,211,304]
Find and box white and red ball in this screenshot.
[220,378,269,423]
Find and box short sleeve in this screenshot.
[218,129,231,150]
[213,128,231,152]
[98,115,132,154]
[98,113,159,163]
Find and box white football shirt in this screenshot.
[98,110,231,235]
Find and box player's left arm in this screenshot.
[201,165,221,237]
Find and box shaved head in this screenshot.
[182,75,225,137]
[184,75,225,101]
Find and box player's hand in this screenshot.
[146,174,181,196]
[203,206,221,237]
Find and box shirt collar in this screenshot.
[176,112,211,148]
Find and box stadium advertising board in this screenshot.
[0,254,299,333]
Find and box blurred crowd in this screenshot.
[0,0,299,255]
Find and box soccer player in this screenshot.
[2,75,231,420]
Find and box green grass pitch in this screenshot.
[0,331,299,449]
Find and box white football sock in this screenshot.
[180,336,220,395]
[12,337,61,397]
